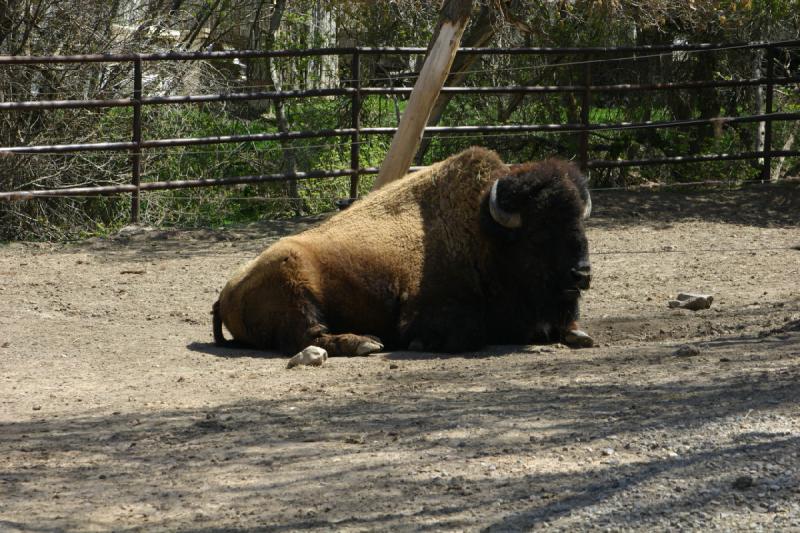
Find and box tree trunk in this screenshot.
[257,0,303,214]
[272,88,302,215]
[372,0,473,191]
[414,4,496,164]
[689,52,721,154]
[772,132,795,181]
[179,0,222,50]
[753,48,765,162]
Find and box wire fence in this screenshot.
[1,40,800,224]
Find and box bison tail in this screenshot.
[212,299,230,346]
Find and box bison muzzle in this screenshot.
[213,147,593,356]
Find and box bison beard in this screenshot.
[213,147,593,356]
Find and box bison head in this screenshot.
[483,159,592,303]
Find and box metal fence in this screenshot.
[1,40,799,224]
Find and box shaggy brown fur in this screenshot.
[213,147,592,356]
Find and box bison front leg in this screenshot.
[556,297,593,349]
[284,297,384,357]
[271,299,384,357]
[308,331,384,357]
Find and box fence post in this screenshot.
[349,49,361,199]
[761,46,775,181]
[131,57,143,223]
[579,60,591,173]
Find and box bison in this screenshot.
[213,147,593,356]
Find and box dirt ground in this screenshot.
[1,183,799,532]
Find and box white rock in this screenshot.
[287,345,328,369]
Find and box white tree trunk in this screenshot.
[371,0,472,191]
[773,133,795,181]
[753,49,765,162]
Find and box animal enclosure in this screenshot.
[1,40,799,235]
[1,40,800,531]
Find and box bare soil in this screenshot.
[2,183,800,532]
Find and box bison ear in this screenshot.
[489,179,522,229]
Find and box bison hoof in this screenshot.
[564,329,594,349]
[355,340,384,356]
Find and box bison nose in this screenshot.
[571,264,592,290]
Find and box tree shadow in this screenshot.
[66,182,800,269]
[2,332,798,530]
[484,434,799,531]
[67,214,331,263]
[589,181,800,229]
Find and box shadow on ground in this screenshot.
[3,331,799,531]
[186,341,286,360]
[590,181,800,229]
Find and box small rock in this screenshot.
[602,448,615,456]
[287,346,328,369]
[732,475,754,490]
[668,292,714,311]
[675,344,701,357]
[389,363,399,370]
[32,405,42,411]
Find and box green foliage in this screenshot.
[134,100,358,229]
[1,0,798,240]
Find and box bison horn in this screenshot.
[582,192,592,219]
[489,180,521,229]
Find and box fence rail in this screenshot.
[2,40,799,223]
